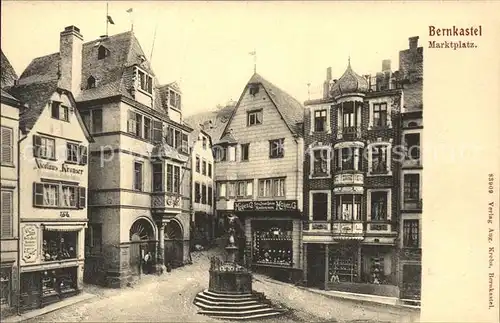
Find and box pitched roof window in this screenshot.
[86,76,96,89]
[97,46,109,60]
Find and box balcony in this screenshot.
[334,172,364,186]
[151,192,182,213]
[303,221,331,232]
[402,199,422,211]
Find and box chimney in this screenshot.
[326,67,332,81]
[382,59,391,73]
[59,25,83,96]
[409,36,419,50]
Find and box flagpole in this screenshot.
[106,2,109,36]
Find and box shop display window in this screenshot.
[252,220,293,267]
[0,268,11,306]
[41,267,77,301]
[42,231,78,262]
[328,247,358,283]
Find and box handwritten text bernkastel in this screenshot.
[429,25,483,37]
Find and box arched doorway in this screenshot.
[129,219,156,276]
[164,220,184,269]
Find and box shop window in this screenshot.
[371,191,387,221]
[247,109,263,126]
[404,174,420,201]
[41,267,78,302]
[403,220,419,248]
[335,195,361,221]
[328,246,357,283]
[133,162,143,191]
[33,135,56,160]
[269,138,284,159]
[152,163,163,192]
[0,267,11,306]
[42,230,78,262]
[1,190,13,237]
[252,220,293,267]
[1,126,13,165]
[312,193,328,221]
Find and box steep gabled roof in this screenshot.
[7,80,59,131]
[17,31,169,115]
[184,103,236,143]
[1,50,19,89]
[221,73,304,140]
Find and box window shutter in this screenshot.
[79,145,88,165]
[33,135,42,158]
[1,127,12,163]
[78,187,86,209]
[33,182,44,206]
[1,190,13,236]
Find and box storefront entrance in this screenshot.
[306,244,326,288]
[402,264,421,300]
[129,219,156,276]
[164,220,184,269]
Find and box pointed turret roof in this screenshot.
[330,60,369,98]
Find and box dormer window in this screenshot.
[169,90,181,110]
[136,68,153,95]
[97,46,109,60]
[86,76,96,89]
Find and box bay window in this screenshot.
[152,163,163,192]
[335,195,361,221]
[335,147,361,171]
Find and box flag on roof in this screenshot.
[126,8,133,13]
[107,15,115,24]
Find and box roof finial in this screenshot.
[249,50,257,74]
[348,55,351,66]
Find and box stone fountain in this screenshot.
[193,214,287,320]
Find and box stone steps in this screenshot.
[193,290,286,320]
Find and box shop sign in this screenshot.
[35,159,84,175]
[22,224,39,263]
[234,200,298,212]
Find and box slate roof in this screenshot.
[1,50,18,89]
[17,31,169,115]
[221,73,304,139]
[7,80,59,131]
[184,103,236,144]
[330,61,369,98]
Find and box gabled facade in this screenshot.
[214,73,305,282]
[7,77,92,311]
[17,26,193,288]
[0,51,22,318]
[303,53,406,295]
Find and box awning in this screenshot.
[42,223,86,232]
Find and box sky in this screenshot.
[1,1,425,117]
